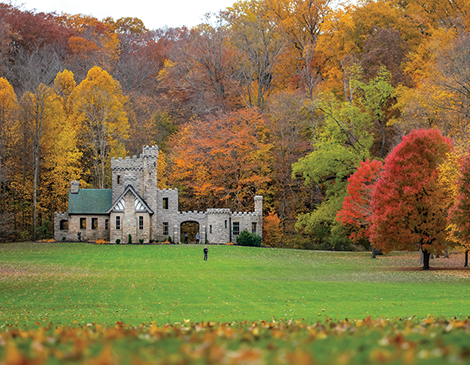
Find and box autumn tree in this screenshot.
[266,90,313,233]
[447,149,470,266]
[263,211,283,247]
[54,13,120,80]
[336,159,383,245]
[266,0,332,99]
[39,70,82,214]
[19,84,64,240]
[167,108,273,212]
[292,64,391,249]
[370,128,454,270]
[71,66,129,189]
[225,0,286,109]
[0,78,18,241]
[161,15,242,120]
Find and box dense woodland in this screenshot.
[0,0,469,249]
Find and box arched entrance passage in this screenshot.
[180,221,200,244]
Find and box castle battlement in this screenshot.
[178,211,206,216]
[206,208,231,215]
[142,145,159,157]
[232,211,259,217]
[158,188,178,192]
[111,146,159,171]
[55,212,69,218]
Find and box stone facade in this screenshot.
[54,145,263,244]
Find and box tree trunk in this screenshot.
[444,248,449,258]
[422,249,431,270]
[32,152,38,241]
[465,250,468,267]
[372,247,376,259]
[419,248,424,265]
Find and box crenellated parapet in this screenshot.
[158,188,178,193]
[55,212,70,219]
[111,156,144,171]
[206,208,231,215]
[231,211,260,218]
[177,211,206,217]
[111,146,159,171]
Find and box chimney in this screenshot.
[254,195,263,213]
[71,181,79,194]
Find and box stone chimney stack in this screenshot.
[71,181,79,194]
[254,195,263,213]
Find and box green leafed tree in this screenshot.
[292,65,393,249]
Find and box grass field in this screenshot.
[1,242,470,364]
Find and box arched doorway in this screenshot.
[180,221,200,244]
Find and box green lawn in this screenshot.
[1,242,469,327]
[2,242,470,364]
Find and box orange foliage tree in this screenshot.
[167,109,273,212]
[263,211,283,247]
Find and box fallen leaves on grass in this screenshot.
[1,318,470,364]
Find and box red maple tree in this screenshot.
[370,129,453,270]
[337,159,383,243]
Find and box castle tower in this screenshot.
[141,146,159,234]
[111,146,159,203]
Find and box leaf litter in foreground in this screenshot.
[1,317,470,364]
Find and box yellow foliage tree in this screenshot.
[19,84,65,240]
[71,66,129,189]
[0,77,18,236]
[54,69,76,116]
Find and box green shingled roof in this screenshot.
[68,189,112,214]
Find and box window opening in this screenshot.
[163,222,169,236]
[233,222,240,236]
[60,220,69,230]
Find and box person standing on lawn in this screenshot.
[195,233,200,244]
[203,246,208,261]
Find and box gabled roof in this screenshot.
[106,185,154,214]
[68,189,113,215]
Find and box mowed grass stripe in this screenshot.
[0,242,469,327]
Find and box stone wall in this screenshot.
[230,211,262,241]
[206,209,231,244]
[54,212,110,242]
[155,188,179,240]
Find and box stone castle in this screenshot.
[54,145,263,244]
